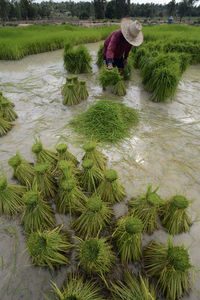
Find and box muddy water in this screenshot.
[0,42,200,299]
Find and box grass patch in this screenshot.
[70,100,139,144]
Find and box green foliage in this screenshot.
[113,80,126,96]
[128,185,163,234]
[143,238,192,300]
[0,93,18,122]
[0,116,13,137]
[96,44,104,68]
[64,44,91,74]
[32,138,57,168]
[73,196,112,237]
[159,195,192,235]
[56,143,79,166]
[99,66,122,89]
[70,100,139,144]
[26,226,71,270]
[95,169,125,203]
[80,159,103,193]
[21,190,55,233]
[78,81,89,101]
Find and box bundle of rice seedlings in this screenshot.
[78,81,89,101]
[8,152,34,187]
[64,44,91,74]
[159,195,192,235]
[80,159,103,193]
[70,100,139,144]
[99,66,122,89]
[56,178,86,216]
[56,143,79,166]
[26,226,72,270]
[32,138,57,168]
[178,53,190,73]
[82,141,107,171]
[96,43,104,68]
[51,273,104,300]
[0,96,18,121]
[0,176,25,216]
[134,47,149,69]
[113,80,126,96]
[143,237,192,300]
[96,169,125,203]
[33,163,57,199]
[57,160,79,181]
[73,196,112,237]
[62,84,81,106]
[77,237,116,278]
[112,216,143,263]
[62,77,73,95]
[111,271,157,300]
[0,116,13,137]
[21,190,55,233]
[128,185,163,234]
[71,75,79,86]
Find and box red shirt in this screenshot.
[104,29,132,60]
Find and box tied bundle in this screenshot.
[80,159,103,193]
[82,141,107,171]
[78,81,89,101]
[62,83,80,106]
[56,143,79,166]
[113,80,126,96]
[32,138,57,169]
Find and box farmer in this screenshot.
[103,18,143,71]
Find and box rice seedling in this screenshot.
[178,53,190,73]
[62,77,73,95]
[80,159,103,193]
[134,47,149,69]
[71,75,79,86]
[56,143,79,166]
[159,195,192,235]
[32,138,57,168]
[113,80,126,96]
[99,66,122,89]
[21,190,55,233]
[112,216,143,263]
[82,141,107,171]
[56,178,86,216]
[128,185,163,234]
[73,196,113,237]
[78,81,89,101]
[95,169,125,203]
[0,116,13,137]
[96,44,104,68]
[57,160,79,181]
[64,44,91,74]
[8,152,34,187]
[62,84,81,106]
[26,226,72,270]
[77,237,116,278]
[33,163,57,199]
[51,273,104,300]
[111,270,157,300]
[0,95,18,121]
[70,100,139,144]
[0,175,25,216]
[143,237,192,300]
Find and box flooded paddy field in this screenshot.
[0,42,200,300]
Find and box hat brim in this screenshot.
[121,18,143,47]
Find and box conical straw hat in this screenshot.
[121,18,143,47]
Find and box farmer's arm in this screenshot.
[123,44,132,64]
[105,32,119,68]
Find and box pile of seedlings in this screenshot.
[69,100,139,144]
[62,76,89,106]
[0,91,17,137]
[3,138,195,299]
[63,43,92,74]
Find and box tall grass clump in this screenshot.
[128,185,163,234]
[26,226,72,270]
[144,237,192,300]
[56,143,79,166]
[99,66,122,89]
[0,92,18,121]
[21,190,55,233]
[82,141,107,171]
[0,175,25,216]
[80,159,103,193]
[159,195,193,235]
[112,216,143,263]
[64,43,91,74]
[70,100,139,144]
[73,196,112,237]
[32,138,57,168]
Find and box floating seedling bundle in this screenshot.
[128,185,163,234]
[78,81,89,100]
[62,77,73,95]
[51,273,104,300]
[57,160,79,181]
[64,43,91,74]
[70,100,139,144]
[96,169,125,203]
[99,66,122,89]
[113,80,126,96]
[144,237,192,300]
[80,159,103,193]
[62,83,81,106]
[73,196,112,237]
[96,44,104,68]
[82,141,107,171]
[159,195,192,235]
[0,94,18,122]
[8,152,34,187]
[32,138,57,168]
[26,226,71,270]
[56,143,79,166]
[0,116,13,137]
[112,216,143,263]
[21,190,55,233]
[0,176,25,216]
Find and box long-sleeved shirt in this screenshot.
[103,29,132,61]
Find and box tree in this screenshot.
[93,0,106,19]
[105,0,116,19]
[167,0,176,16]
[0,0,9,21]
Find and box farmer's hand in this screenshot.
[107,63,113,70]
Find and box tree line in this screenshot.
[0,0,200,22]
